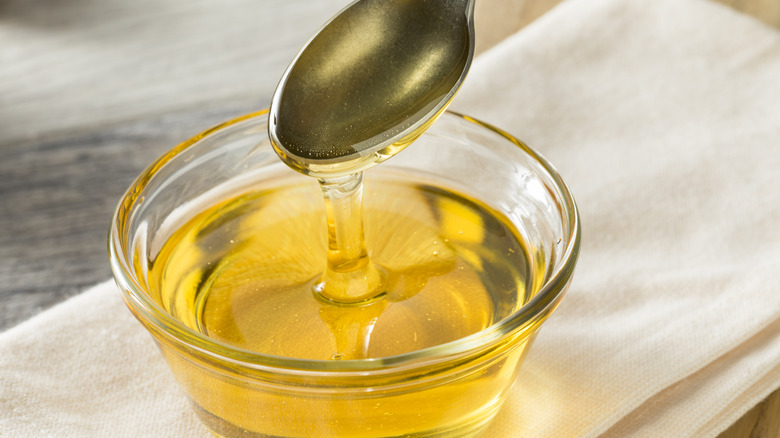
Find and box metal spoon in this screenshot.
[269,0,476,178]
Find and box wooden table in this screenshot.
[1,0,778,435]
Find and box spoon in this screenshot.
[269,0,476,178]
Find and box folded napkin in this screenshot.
[455,0,780,436]
[3,0,780,436]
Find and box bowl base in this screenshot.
[192,398,501,438]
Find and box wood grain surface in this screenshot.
[1,0,778,436]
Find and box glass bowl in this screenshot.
[109,110,580,437]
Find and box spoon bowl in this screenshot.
[269,0,476,178]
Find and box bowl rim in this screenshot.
[108,110,581,373]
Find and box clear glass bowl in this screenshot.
[109,110,580,437]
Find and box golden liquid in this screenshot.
[148,176,530,361]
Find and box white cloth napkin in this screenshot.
[454,0,780,436]
[3,0,780,436]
